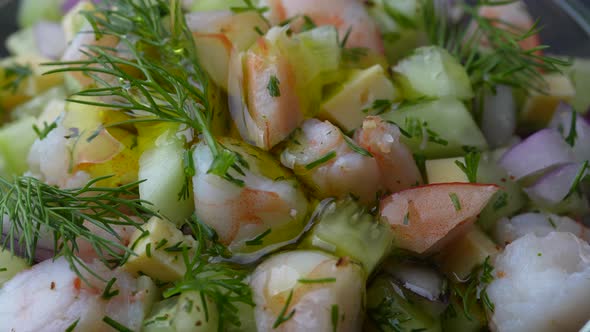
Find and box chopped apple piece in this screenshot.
[379,183,499,254]
[319,64,399,132]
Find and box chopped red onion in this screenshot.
[524,162,586,205]
[62,0,101,13]
[499,128,575,180]
[33,22,66,60]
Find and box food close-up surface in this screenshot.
[0,0,590,331]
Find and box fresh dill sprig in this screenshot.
[32,121,57,140]
[367,294,417,332]
[163,215,253,332]
[0,175,157,281]
[422,0,570,111]
[455,151,481,183]
[43,0,245,187]
[2,63,32,93]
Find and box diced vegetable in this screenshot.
[303,198,394,274]
[393,46,473,100]
[550,103,590,163]
[188,0,246,12]
[367,0,426,64]
[365,274,442,332]
[381,98,487,158]
[0,249,29,286]
[499,128,575,181]
[379,183,498,254]
[564,58,590,113]
[481,85,517,148]
[18,0,63,28]
[142,298,178,332]
[123,217,196,282]
[441,291,487,332]
[0,116,37,178]
[138,132,194,226]
[61,1,95,43]
[436,227,499,280]
[520,73,576,128]
[5,28,36,57]
[319,64,399,132]
[11,86,66,120]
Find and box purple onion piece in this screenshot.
[524,162,586,205]
[499,128,575,181]
[33,21,67,60]
[62,0,101,13]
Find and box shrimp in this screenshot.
[0,257,156,332]
[192,138,311,254]
[280,118,422,204]
[354,116,423,193]
[250,250,365,332]
[493,212,590,246]
[477,1,540,51]
[27,120,91,189]
[280,119,382,204]
[487,232,590,332]
[261,0,384,54]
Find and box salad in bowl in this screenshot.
[0,0,589,331]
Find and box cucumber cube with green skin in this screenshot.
[18,0,63,28]
[441,294,487,332]
[0,249,29,287]
[319,65,399,132]
[189,0,246,11]
[381,98,487,158]
[0,116,38,178]
[302,198,394,275]
[565,58,590,113]
[138,133,194,226]
[393,46,473,100]
[365,275,442,332]
[476,153,527,231]
[143,292,218,332]
[5,28,37,57]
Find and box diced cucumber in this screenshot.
[0,249,29,286]
[381,98,487,158]
[11,86,66,121]
[435,227,498,280]
[143,297,178,332]
[302,198,394,274]
[366,275,442,332]
[138,132,194,226]
[476,152,526,231]
[441,294,487,332]
[0,116,37,178]
[568,58,590,113]
[520,73,575,129]
[18,0,62,28]
[143,292,218,332]
[367,0,426,64]
[62,1,96,43]
[319,64,399,132]
[5,28,37,57]
[393,46,473,100]
[123,217,196,282]
[137,275,161,321]
[188,0,247,12]
[174,291,219,332]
